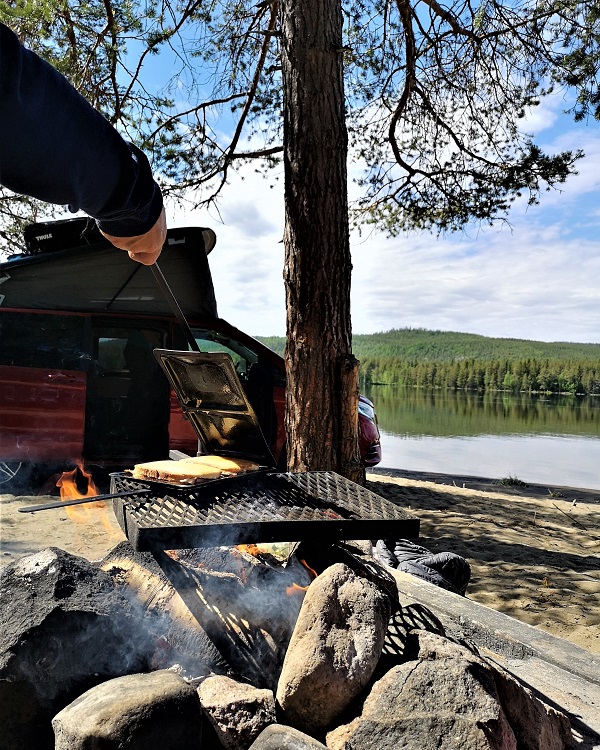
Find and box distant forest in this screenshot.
[256,328,600,396]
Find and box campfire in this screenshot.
[56,461,100,502]
[55,461,110,524]
[0,526,574,750]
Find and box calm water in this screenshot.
[365,386,600,490]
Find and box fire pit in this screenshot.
[109,350,419,551]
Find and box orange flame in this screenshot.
[300,558,318,579]
[56,460,104,521]
[57,460,99,500]
[285,558,318,597]
[235,543,261,557]
[286,582,309,596]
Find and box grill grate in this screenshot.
[110,471,419,551]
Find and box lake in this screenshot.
[365,386,600,490]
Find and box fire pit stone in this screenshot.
[52,669,203,749]
[198,674,276,750]
[0,547,157,750]
[248,724,328,750]
[276,562,391,733]
[326,630,573,750]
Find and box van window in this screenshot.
[85,324,169,461]
[192,328,258,379]
[92,327,164,372]
[0,311,86,370]
[97,337,128,371]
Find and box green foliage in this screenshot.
[554,1,600,121]
[1,0,599,243]
[344,0,586,232]
[256,328,600,395]
[255,335,285,357]
[495,475,528,487]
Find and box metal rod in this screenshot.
[19,488,150,513]
[150,262,200,352]
[106,264,141,310]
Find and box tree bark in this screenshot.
[280,0,362,482]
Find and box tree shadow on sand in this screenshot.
[367,478,600,637]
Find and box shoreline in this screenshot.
[368,465,600,501]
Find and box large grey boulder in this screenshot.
[198,675,276,750]
[276,563,391,733]
[0,547,155,750]
[326,631,572,750]
[52,669,202,749]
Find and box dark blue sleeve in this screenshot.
[0,22,163,237]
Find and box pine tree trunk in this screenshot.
[280,0,362,483]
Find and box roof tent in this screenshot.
[0,224,218,319]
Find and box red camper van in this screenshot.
[0,221,381,486]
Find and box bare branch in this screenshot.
[207,0,280,198]
[146,93,249,142]
[420,0,481,41]
[230,145,283,159]
[388,0,417,175]
[102,0,121,121]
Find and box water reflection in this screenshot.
[366,386,600,489]
[367,386,600,438]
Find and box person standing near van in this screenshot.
[0,21,165,265]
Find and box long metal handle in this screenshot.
[19,488,150,513]
[150,262,200,352]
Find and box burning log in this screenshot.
[100,541,313,690]
[99,542,233,680]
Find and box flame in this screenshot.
[300,558,318,579]
[235,543,261,557]
[286,558,318,597]
[286,582,309,596]
[56,460,104,521]
[57,460,99,500]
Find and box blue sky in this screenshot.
[169,90,600,344]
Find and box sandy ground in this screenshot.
[367,468,600,655]
[1,468,599,655]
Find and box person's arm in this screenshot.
[0,22,165,264]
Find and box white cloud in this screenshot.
[168,168,286,336]
[351,215,600,342]
[521,88,565,135]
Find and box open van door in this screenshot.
[84,320,170,462]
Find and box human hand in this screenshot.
[100,207,167,265]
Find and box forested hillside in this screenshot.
[256,329,600,395]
